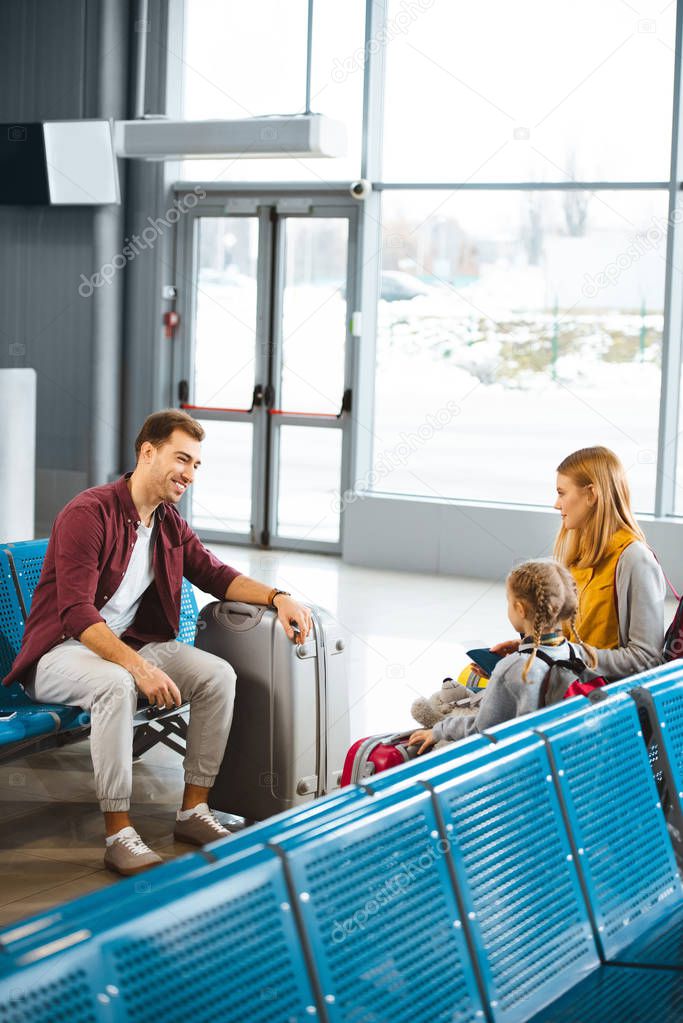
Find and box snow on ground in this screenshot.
[190,275,667,539]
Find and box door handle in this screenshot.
[267,390,352,419]
[339,389,352,416]
[251,384,275,410]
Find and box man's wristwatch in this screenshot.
[267,588,291,608]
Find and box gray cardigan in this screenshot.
[582,540,667,681]
[431,639,576,744]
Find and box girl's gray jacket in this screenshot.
[431,639,577,744]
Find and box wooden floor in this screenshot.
[0,735,205,927]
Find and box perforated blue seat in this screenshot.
[271,783,486,1021]
[178,577,199,645]
[101,845,317,1021]
[0,845,319,1023]
[5,539,49,618]
[100,844,315,1021]
[0,548,89,749]
[603,660,683,699]
[527,964,683,1023]
[616,676,683,935]
[1,539,200,754]
[482,694,591,742]
[0,548,29,705]
[5,538,199,646]
[533,694,683,971]
[0,930,106,1023]
[424,732,599,1022]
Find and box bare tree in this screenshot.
[563,152,589,237]
[523,192,544,266]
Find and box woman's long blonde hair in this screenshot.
[507,559,597,680]
[552,446,645,570]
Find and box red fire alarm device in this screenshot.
[163,311,180,339]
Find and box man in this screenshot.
[2,409,312,875]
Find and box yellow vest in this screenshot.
[567,528,638,650]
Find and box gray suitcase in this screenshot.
[195,599,350,821]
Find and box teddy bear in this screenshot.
[410,666,485,728]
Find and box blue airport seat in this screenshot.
[603,673,683,843]
[271,784,486,1022]
[481,694,591,742]
[6,537,200,645]
[1,539,199,755]
[178,578,199,645]
[0,931,107,1023]
[527,963,683,1023]
[622,676,683,922]
[0,547,90,749]
[98,844,318,1022]
[0,706,90,748]
[603,660,683,699]
[5,539,49,617]
[0,845,319,1023]
[533,695,683,968]
[0,548,28,702]
[425,732,598,1023]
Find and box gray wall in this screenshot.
[344,493,683,592]
[122,0,184,471]
[0,0,131,534]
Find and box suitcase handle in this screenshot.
[385,731,416,745]
[212,600,267,631]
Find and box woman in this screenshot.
[493,446,666,680]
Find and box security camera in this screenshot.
[350,179,371,200]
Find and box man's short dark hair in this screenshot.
[135,409,205,459]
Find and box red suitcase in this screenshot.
[341,732,418,786]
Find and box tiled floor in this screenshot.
[0,542,514,927]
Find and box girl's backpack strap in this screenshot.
[533,649,555,668]
[529,645,585,672]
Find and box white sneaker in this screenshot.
[103,826,163,876]
[174,802,231,846]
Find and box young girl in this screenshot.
[492,447,666,680]
[409,559,596,754]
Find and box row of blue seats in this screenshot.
[0,539,199,756]
[2,662,683,1021]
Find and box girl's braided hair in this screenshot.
[507,559,597,681]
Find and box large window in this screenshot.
[178,0,683,523]
[181,0,364,182]
[374,189,667,512]
[372,0,678,514]
[382,0,675,182]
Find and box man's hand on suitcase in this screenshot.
[273,594,313,644]
[132,662,183,711]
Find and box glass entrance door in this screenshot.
[175,197,357,552]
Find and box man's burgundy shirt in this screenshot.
[2,473,241,687]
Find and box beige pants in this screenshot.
[25,639,236,812]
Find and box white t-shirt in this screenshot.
[100,515,156,637]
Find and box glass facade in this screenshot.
[181,0,683,521]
